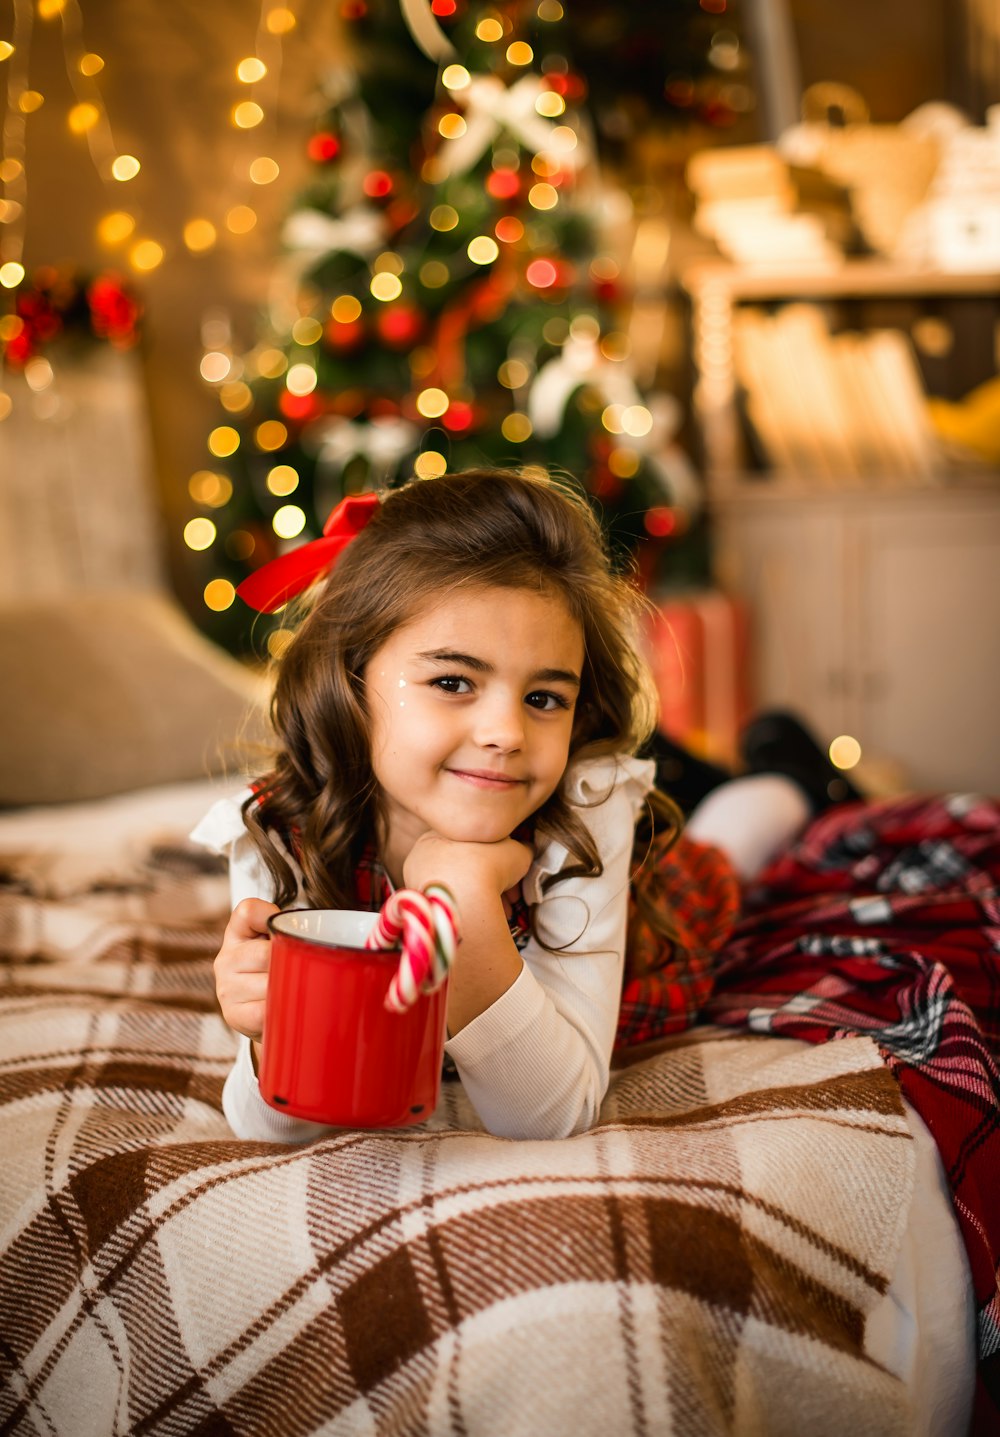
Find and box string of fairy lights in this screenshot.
[0,0,300,420]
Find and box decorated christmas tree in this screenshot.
[187,0,746,655]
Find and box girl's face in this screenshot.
[364,584,584,877]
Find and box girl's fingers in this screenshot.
[234,937,272,972]
[228,1001,267,1043]
[228,897,279,941]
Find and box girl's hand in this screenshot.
[213,897,278,1045]
[402,831,532,899]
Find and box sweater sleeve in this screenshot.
[443,754,654,1140]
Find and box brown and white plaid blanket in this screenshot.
[0,802,919,1435]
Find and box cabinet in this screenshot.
[711,484,1000,795]
[681,261,1000,794]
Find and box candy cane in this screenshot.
[366,885,460,1013]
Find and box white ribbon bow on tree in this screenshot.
[282,206,387,261]
[316,416,420,482]
[528,336,644,440]
[437,74,587,178]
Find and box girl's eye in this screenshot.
[431,675,472,694]
[525,690,571,712]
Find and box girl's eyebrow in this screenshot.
[418,649,581,688]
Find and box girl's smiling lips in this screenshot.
[446,767,526,789]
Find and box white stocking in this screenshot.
[685,773,811,882]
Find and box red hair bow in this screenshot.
[236,491,379,613]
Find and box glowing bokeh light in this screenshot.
[249,156,279,184]
[273,504,307,538]
[291,316,323,345]
[255,419,288,451]
[97,211,135,245]
[226,205,257,234]
[184,517,217,551]
[208,425,240,457]
[232,101,264,129]
[442,65,471,90]
[285,363,318,395]
[829,735,863,770]
[129,239,164,271]
[468,235,499,265]
[370,272,402,301]
[414,450,448,479]
[111,154,140,181]
[68,102,99,134]
[184,218,217,251]
[237,57,267,83]
[502,413,533,442]
[416,387,449,419]
[200,351,232,383]
[204,579,236,612]
[331,294,362,323]
[266,464,299,496]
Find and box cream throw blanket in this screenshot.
[0,807,915,1435]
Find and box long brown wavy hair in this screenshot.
[245,467,679,910]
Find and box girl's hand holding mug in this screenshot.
[214,897,279,1045]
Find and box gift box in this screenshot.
[642,591,751,768]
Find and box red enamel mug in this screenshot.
[260,909,449,1128]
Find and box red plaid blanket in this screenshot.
[703,792,1000,1435]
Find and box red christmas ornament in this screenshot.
[441,400,474,433]
[368,396,401,419]
[363,170,394,199]
[591,468,624,501]
[87,275,140,345]
[325,317,365,351]
[525,258,559,289]
[544,72,587,102]
[644,506,678,538]
[16,292,61,347]
[279,391,320,422]
[593,278,620,303]
[385,198,419,232]
[431,0,456,14]
[487,168,520,201]
[3,327,33,366]
[308,131,341,164]
[376,304,425,349]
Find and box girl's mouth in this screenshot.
[447,768,525,790]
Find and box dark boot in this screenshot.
[639,729,733,818]
[739,710,864,815]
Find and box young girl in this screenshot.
[195,468,821,1142]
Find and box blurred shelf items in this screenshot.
[664,85,1000,794]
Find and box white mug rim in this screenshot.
[268,907,396,953]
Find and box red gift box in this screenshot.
[642,592,751,769]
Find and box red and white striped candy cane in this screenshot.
[424,883,459,987]
[366,885,459,1013]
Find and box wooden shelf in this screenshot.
[707,471,1000,507]
[681,259,1000,302]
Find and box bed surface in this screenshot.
[0,780,985,1436]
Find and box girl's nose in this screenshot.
[474,695,524,751]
